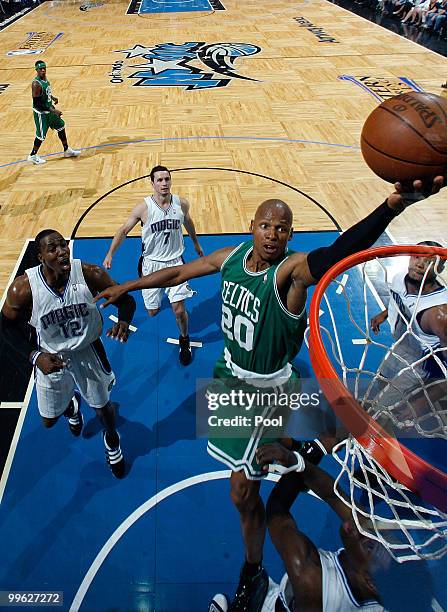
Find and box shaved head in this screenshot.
[255,199,293,225]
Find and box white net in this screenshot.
[312,245,447,562]
[322,252,447,441]
[333,438,447,562]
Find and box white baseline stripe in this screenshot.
[431,597,444,612]
[0,373,35,505]
[69,470,283,611]
[0,239,34,503]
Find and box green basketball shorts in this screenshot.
[33,109,65,141]
[206,355,300,480]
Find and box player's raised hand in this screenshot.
[35,352,66,374]
[107,321,130,343]
[370,310,387,334]
[103,254,112,269]
[94,284,126,308]
[387,176,445,211]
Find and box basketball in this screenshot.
[360,92,447,184]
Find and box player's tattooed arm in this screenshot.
[0,276,64,373]
[180,198,204,257]
[94,246,235,308]
[82,263,136,342]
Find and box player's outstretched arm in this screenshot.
[302,176,445,288]
[276,177,446,314]
[82,263,136,342]
[94,246,234,308]
[103,203,145,269]
[257,444,325,611]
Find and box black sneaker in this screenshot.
[103,430,125,479]
[65,392,83,437]
[229,564,269,612]
[179,334,192,366]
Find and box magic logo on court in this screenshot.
[110,42,261,90]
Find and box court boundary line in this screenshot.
[68,469,283,611]
[69,166,342,239]
[0,373,35,505]
[0,135,360,171]
[0,237,75,500]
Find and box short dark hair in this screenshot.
[417,240,443,248]
[150,165,170,182]
[34,229,60,255]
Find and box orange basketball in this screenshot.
[360,92,447,184]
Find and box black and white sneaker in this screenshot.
[65,392,83,437]
[208,594,229,612]
[179,334,192,366]
[103,430,125,478]
[229,564,269,612]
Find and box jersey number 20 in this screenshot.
[221,305,254,351]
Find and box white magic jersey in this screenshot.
[276,550,384,612]
[27,259,102,353]
[388,271,447,372]
[141,194,185,262]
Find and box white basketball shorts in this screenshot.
[141,256,195,310]
[36,339,115,418]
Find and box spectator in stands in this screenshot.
[424,0,447,30]
[402,0,436,25]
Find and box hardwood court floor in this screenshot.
[0,0,446,294]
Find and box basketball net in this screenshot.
[308,244,447,562]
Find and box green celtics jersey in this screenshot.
[220,241,306,375]
[33,76,52,112]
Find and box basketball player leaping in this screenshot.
[103,165,203,366]
[0,230,136,478]
[28,61,80,165]
[95,178,444,610]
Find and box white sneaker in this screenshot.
[63,147,80,158]
[27,154,46,165]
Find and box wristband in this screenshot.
[31,351,42,366]
[268,452,305,475]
